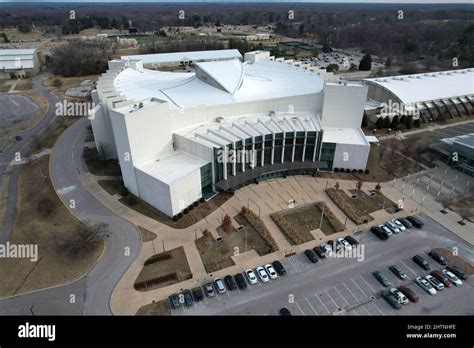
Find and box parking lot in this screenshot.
[172,214,473,316]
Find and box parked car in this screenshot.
[313,246,326,259]
[373,271,391,287]
[370,226,389,240]
[389,264,407,280]
[407,216,424,228]
[224,275,237,290]
[204,282,215,297]
[398,217,413,228]
[279,307,291,316]
[425,275,445,291]
[234,273,248,289]
[264,264,278,279]
[344,236,359,246]
[304,249,319,263]
[428,251,447,266]
[413,254,430,270]
[379,224,393,236]
[256,266,270,283]
[168,293,180,309]
[391,219,406,231]
[337,237,352,251]
[181,289,194,306]
[398,218,413,229]
[442,269,463,286]
[214,277,226,294]
[446,265,468,280]
[15,135,22,141]
[245,269,258,284]
[415,276,437,295]
[381,291,401,309]
[272,260,286,276]
[398,285,419,303]
[390,287,409,305]
[192,287,204,302]
[321,243,334,256]
[430,270,452,288]
[328,240,340,251]
[385,221,400,234]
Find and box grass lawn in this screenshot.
[346,190,397,216]
[14,79,33,91]
[98,179,124,196]
[0,156,103,297]
[83,149,121,176]
[136,299,171,316]
[138,226,157,242]
[134,247,192,291]
[196,215,273,273]
[282,205,335,240]
[0,138,14,154]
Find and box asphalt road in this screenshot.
[175,214,474,316]
[0,115,141,315]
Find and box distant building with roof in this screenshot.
[430,133,474,177]
[91,50,369,217]
[0,48,40,78]
[365,69,474,122]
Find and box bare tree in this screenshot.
[62,221,108,257]
[222,214,232,232]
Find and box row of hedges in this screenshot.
[172,198,206,221]
[270,212,305,245]
[240,206,279,251]
[134,273,179,291]
[334,168,370,174]
[314,201,345,232]
[325,188,366,225]
[143,252,172,266]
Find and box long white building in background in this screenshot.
[90,50,370,217]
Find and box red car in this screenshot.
[398,285,419,303]
[431,270,453,288]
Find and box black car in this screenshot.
[344,236,359,246]
[15,135,22,141]
[181,289,194,306]
[407,216,424,228]
[192,287,204,302]
[304,249,318,263]
[389,264,407,280]
[370,226,389,240]
[398,218,413,229]
[428,251,447,266]
[224,275,237,290]
[413,254,430,270]
[381,292,401,310]
[279,307,291,316]
[168,293,180,309]
[373,271,391,287]
[272,260,287,275]
[313,246,326,259]
[447,265,468,280]
[234,273,248,289]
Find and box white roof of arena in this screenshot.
[121,49,242,65]
[113,59,325,110]
[365,68,474,105]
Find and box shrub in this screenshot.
[173,216,178,222]
[358,169,363,174]
[365,169,370,174]
[199,198,205,203]
[315,201,345,232]
[194,201,199,207]
[345,168,351,173]
[184,208,189,214]
[334,168,339,173]
[178,212,183,219]
[270,213,305,245]
[241,207,278,251]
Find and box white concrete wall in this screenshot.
[333,142,370,170]
[135,167,173,216]
[321,82,368,128]
[174,134,214,162]
[169,168,203,215]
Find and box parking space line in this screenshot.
[360,304,371,315]
[325,290,340,309]
[314,293,331,314]
[360,275,376,293]
[215,295,221,302]
[226,291,230,297]
[204,297,208,305]
[334,287,351,307]
[294,301,306,316]
[351,278,369,298]
[342,282,361,303]
[371,301,385,316]
[305,297,319,315]
[400,259,419,277]
[274,309,279,316]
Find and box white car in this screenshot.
[442,269,462,286]
[391,219,406,231]
[385,221,400,234]
[321,243,333,257]
[245,269,258,284]
[390,287,409,305]
[256,266,269,283]
[264,264,278,279]
[379,224,392,236]
[337,238,352,251]
[425,275,444,291]
[415,276,437,295]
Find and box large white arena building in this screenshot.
[90,50,370,217]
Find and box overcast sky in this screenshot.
[0,0,472,4]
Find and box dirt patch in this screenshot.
[135,299,171,316]
[433,248,473,276]
[138,226,157,242]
